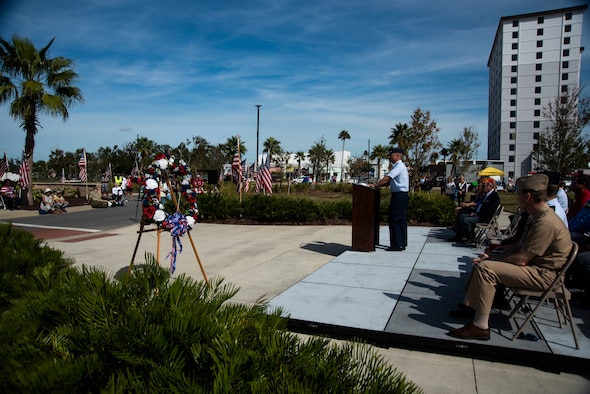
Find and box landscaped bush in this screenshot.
[194,185,455,226]
[0,223,423,393]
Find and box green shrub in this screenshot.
[0,224,423,393]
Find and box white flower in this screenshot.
[186,216,195,229]
[153,209,167,222]
[145,178,159,190]
[156,158,168,170]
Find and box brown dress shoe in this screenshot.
[447,323,490,341]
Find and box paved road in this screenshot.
[3,201,143,232]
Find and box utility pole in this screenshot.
[255,105,261,170]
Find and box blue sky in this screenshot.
[0,0,588,165]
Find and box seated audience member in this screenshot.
[568,201,590,239]
[39,188,55,214]
[90,186,108,208]
[568,174,590,220]
[0,180,16,210]
[547,184,568,227]
[447,174,572,340]
[454,183,484,217]
[557,181,569,214]
[449,178,500,243]
[112,183,124,205]
[52,190,69,212]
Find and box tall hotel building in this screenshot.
[487,5,587,179]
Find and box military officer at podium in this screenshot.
[373,147,410,251]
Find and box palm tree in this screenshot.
[370,144,390,180]
[0,35,84,205]
[388,123,410,149]
[221,136,247,162]
[338,130,350,181]
[447,139,465,177]
[263,137,282,166]
[295,151,306,177]
[135,136,157,174]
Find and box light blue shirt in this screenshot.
[387,160,409,192]
[556,187,569,213]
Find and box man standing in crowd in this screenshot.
[447,174,571,340]
[373,148,410,251]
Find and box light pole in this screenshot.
[255,105,261,170]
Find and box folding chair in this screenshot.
[473,204,504,248]
[507,242,579,349]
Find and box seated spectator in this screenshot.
[0,180,16,210]
[53,190,69,213]
[90,186,108,208]
[112,183,124,205]
[454,183,484,217]
[447,174,572,340]
[39,188,55,214]
[449,178,500,243]
[567,174,590,220]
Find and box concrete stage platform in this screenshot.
[268,226,590,374]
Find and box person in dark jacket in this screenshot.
[449,178,501,242]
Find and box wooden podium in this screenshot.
[352,184,380,251]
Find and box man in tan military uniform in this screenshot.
[448,174,572,340]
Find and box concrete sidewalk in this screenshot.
[3,207,589,393]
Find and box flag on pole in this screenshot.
[78,150,87,181]
[259,155,273,194]
[242,159,249,193]
[131,159,139,177]
[104,163,112,178]
[19,150,30,189]
[231,138,242,191]
[0,152,8,179]
[60,168,66,183]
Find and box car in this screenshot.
[293,176,311,183]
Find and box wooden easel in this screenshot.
[127,172,208,285]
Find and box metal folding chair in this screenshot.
[507,242,579,349]
[473,204,504,248]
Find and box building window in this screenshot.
[536,63,542,71]
[566,12,572,20]
[565,25,572,33]
[510,110,516,117]
[512,31,518,39]
[513,20,519,27]
[561,96,568,104]
[511,65,517,72]
[509,156,515,163]
[511,88,517,95]
[537,16,544,24]
[535,87,541,94]
[533,143,538,151]
[534,98,541,105]
[509,144,515,151]
[535,75,542,82]
[563,61,569,68]
[533,132,540,139]
[510,99,516,106]
[512,43,518,50]
[563,49,570,57]
[562,73,569,81]
[510,122,516,129]
[561,85,569,93]
[536,40,543,48]
[564,37,571,45]
[536,52,543,59]
[533,121,540,128]
[510,133,516,140]
[511,76,517,83]
[537,28,543,36]
[512,54,518,61]
[534,109,540,117]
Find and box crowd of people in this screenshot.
[444,171,590,341]
[39,188,69,214]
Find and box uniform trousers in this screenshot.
[388,192,409,248]
[464,260,556,315]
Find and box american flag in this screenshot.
[231,141,241,188]
[78,150,87,181]
[104,163,112,178]
[0,152,8,178]
[242,159,249,192]
[258,156,273,194]
[19,151,30,189]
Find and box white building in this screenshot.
[487,5,587,179]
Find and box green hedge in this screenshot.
[195,190,455,226]
[0,223,423,393]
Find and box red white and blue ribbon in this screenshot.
[165,212,189,273]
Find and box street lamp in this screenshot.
[255,105,261,170]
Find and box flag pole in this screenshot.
[84,149,89,201]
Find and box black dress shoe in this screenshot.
[386,246,405,251]
[447,323,490,341]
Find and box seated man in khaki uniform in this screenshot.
[447,174,572,340]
